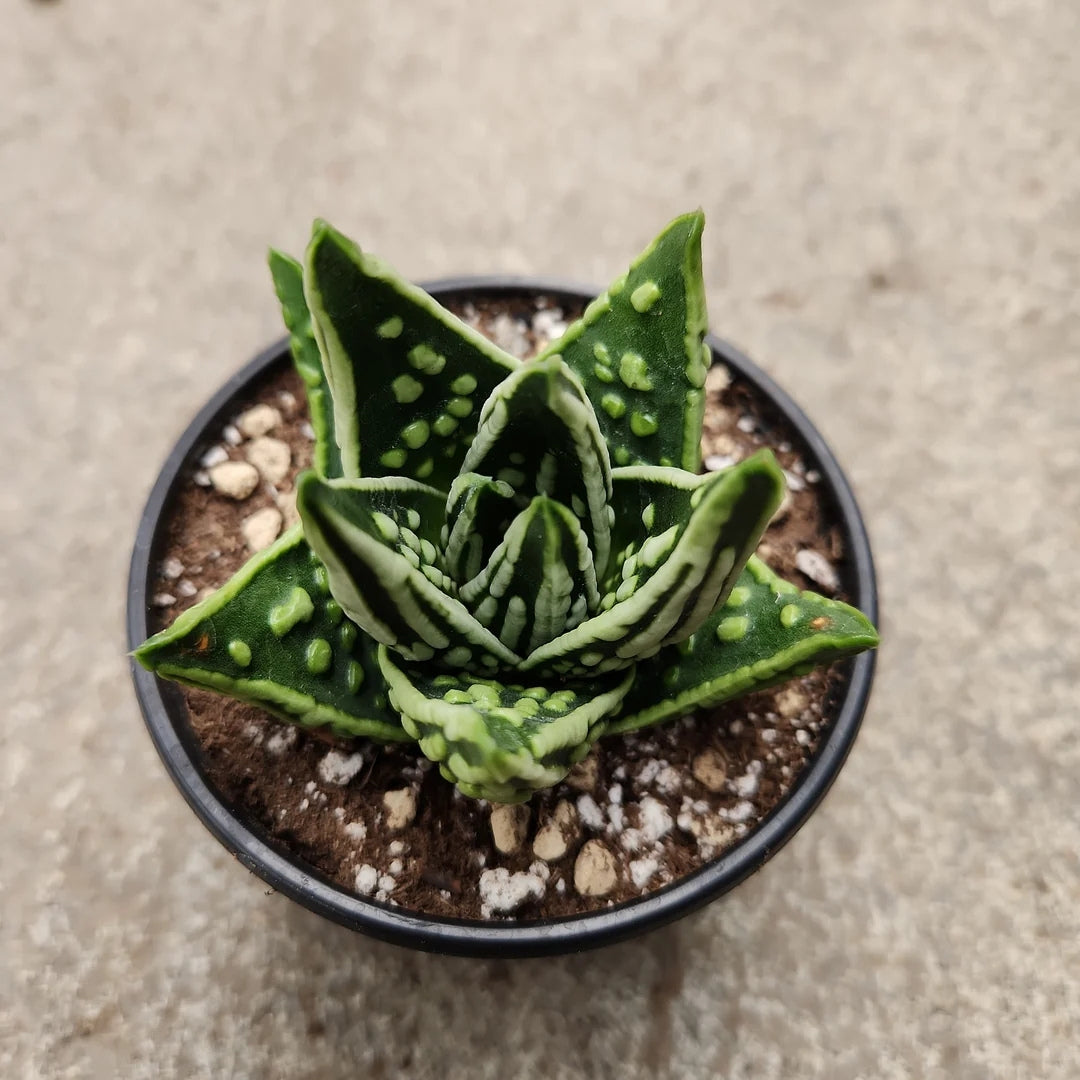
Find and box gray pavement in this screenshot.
[2,2,1077,1077]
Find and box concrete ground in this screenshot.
[2,1,1077,1077]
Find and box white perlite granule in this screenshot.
[478,868,545,917]
[317,750,366,787]
[719,800,756,824]
[265,727,298,755]
[576,794,605,831]
[654,765,682,796]
[354,865,379,895]
[638,797,674,843]
[732,761,763,799]
[636,759,663,786]
[344,822,367,842]
[629,857,660,890]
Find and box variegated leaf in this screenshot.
[304,222,520,489]
[608,556,880,733]
[268,249,342,478]
[459,496,599,655]
[380,647,633,803]
[461,356,614,577]
[134,527,409,742]
[521,451,785,676]
[297,472,521,670]
[536,211,709,471]
[442,472,517,584]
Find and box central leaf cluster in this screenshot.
[297,352,784,686]
[444,357,610,657]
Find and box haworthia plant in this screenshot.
[136,212,878,803]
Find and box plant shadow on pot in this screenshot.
[128,278,878,959]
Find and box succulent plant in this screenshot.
[136,212,879,803]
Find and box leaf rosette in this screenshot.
[137,213,878,802]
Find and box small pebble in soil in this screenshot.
[209,460,259,500]
[236,404,281,438]
[275,488,299,529]
[222,424,242,446]
[383,787,418,830]
[161,557,184,580]
[176,580,197,598]
[200,445,229,469]
[566,754,598,792]
[532,800,578,862]
[152,592,177,607]
[574,840,617,897]
[692,748,728,792]
[241,506,283,552]
[245,436,291,485]
[478,867,545,917]
[783,469,806,492]
[795,548,839,591]
[706,364,732,393]
[533,823,567,862]
[775,686,808,719]
[704,453,737,472]
[490,804,530,854]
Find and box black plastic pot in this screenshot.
[128,277,878,958]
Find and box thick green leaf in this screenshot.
[442,472,517,584]
[460,356,613,578]
[303,222,520,489]
[380,647,633,803]
[521,451,785,676]
[536,211,709,471]
[608,556,880,733]
[134,526,409,741]
[459,496,599,655]
[268,250,343,478]
[297,472,521,670]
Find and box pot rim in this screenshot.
[127,276,878,958]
